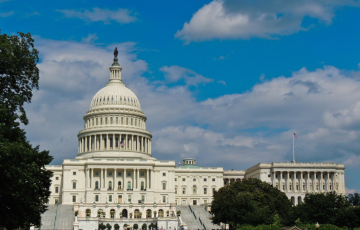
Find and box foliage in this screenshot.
[114,224,120,230]
[237,223,346,230]
[134,223,139,229]
[348,193,360,206]
[106,223,112,230]
[142,223,147,230]
[99,223,106,230]
[149,223,157,229]
[291,192,360,228]
[74,210,79,216]
[0,32,53,230]
[177,210,181,216]
[211,178,292,229]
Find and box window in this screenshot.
[204,188,207,194]
[193,185,197,194]
[95,195,99,202]
[95,181,99,189]
[141,195,145,203]
[182,200,186,205]
[128,195,131,203]
[163,183,166,190]
[212,178,215,182]
[108,181,112,190]
[182,178,186,182]
[163,196,166,203]
[212,188,216,194]
[73,172,76,175]
[128,181,131,190]
[290,185,292,190]
[268,174,271,177]
[163,173,166,176]
[109,172,112,176]
[55,187,59,193]
[73,182,76,189]
[128,173,131,176]
[141,172,144,176]
[72,196,76,202]
[204,200,208,204]
[175,187,178,194]
[95,172,99,176]
[141,181,144,190]
[56,177,59,180]
[118,172,121,176]
[182,188,186,194]
[175,178,177,181]
[204,178,207,182]
[193,178,196,182]
[118,181,121,190]
[109,195,112,202]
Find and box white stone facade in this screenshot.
[45,55,346,229]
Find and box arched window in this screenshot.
[100,118,103,125]
[134,209,140,218]
[159,209,164,217]
[108,181,112,190]
[193,185,197,194]
[116,117,118,124]
[121,117,123,124]
[141,181,144,190]
[97,209,103,218]
[96,118,98,125]
[146,209,152,218]
[95,181,99,189]
[105,117,108,125]
[110,209,115,218]
[86,209,91,217]
[126,118,128,125]
[128,181,131,190]
[110,117,113,124]
[131,118,133,125]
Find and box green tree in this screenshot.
[106,223,112,230]
[292,192,357,227]
[211,178,292,229]
[99,223,106,230]
[0,32,53,229]
[142,223,147,230]
[348,193,360,206]
[134,223,139,229]
[114,224,120,230]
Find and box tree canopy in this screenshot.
[0,32,53,229]
[211,178,292,229]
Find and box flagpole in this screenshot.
[293,133,295,163]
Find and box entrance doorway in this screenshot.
[118,195,122,203]
[118,181,122,190]
[122,209,128,218]
[193,200,197,205]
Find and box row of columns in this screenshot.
[85,168,153,191]
[223,178,241,186]
[78,134,151,154]
[272,171,336,192]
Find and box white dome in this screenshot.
[90,82,141,110]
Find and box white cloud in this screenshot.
[0,11,13,17]
[217,80,226,85]
[159,65,213,86]
[213,56,226,60]
[57,7,137,24]
[175,0,360,43]
[81,33,99,43]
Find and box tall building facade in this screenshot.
[45,54,346,230]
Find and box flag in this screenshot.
[293,133,297,138]
[120,140,125,147]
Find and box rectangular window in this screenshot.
[56,177,59,180]
[96,172,99,176]
[73,172,76,175]
[118,172,121,176]
[73,182,76,189]
[175,178,177,181]
[182,178,185,181]
[204,200,207,204]
[72,196,76,202]
[163,183,166,190]
[182,188,186,194]
[109,195,112,202]
[204,188,207,194]
[128,195,131,203]
[182,200,186,205]
[212,178,215,182]
[141,173,144,176]
[163,173,166,176]
[204,178,207,182]
[95,195,99,202]
[109,172,112,176]
[141,195,145,203]
[212,188,216,194]
[175,187,178,194]
[128,173,131,176]
[163,196,166,203]
[55,187,59,193]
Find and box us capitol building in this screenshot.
[44,52,346,230]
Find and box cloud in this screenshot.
[159,65,213,86]
[217,80,226,85]
[213,56,226,60]
[24,37,360,192]
[175,0,360,43]
[81,33,99,43]
[0,11,13,17]
[57,7,137,24]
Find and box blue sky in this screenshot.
[2,0,360,193]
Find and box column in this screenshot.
[86,168,89,189]
[114,169,116,191]
[286,171,289,191]
[90,135,92,151]
[320,172,323,192]
[101,168,103,189]
[150,140,152,154]
[100,135,103,150]
[133,169,135,189]
[136,136,139,152]
[143,137,145,152]
[332,172,335,191]
[124,169,127,191]
[300,171,303,192]
[126,134,128,151]
[105,168,108,189]
[137,169,139,189]
[131,135,134,151]
[85,136,88,152]
[147,169,149,189]
[150,169,154,190]
[272,171,275,187]
[106,134,109,150]
[280,171,283,191]
[112,134,114,150]
[90,168,92,188]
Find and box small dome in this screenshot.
[90,82,141,110]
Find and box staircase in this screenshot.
[176,206,203,229]
[191,205,221,230]
[40,205,74,229]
